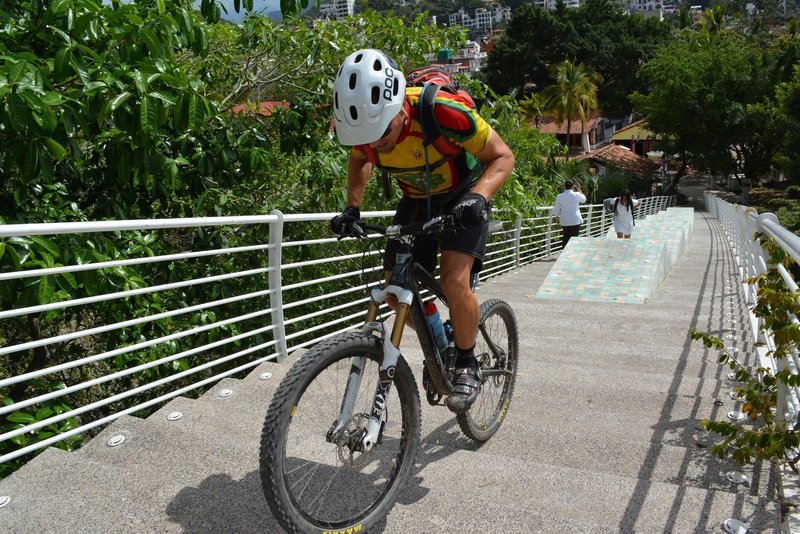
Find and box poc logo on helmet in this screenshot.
[383,67,395,101]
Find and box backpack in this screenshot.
[363,66,483,200]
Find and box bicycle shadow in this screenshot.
[164,470,280,533]
[164,416,476,533]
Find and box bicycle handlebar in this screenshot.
[359,215,454,238]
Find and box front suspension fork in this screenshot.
[328,299,410,453]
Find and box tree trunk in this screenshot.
[663,162,688,195]
[565,120,572,160]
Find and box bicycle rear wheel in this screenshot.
[457,298,519,442]
[260,331,421,533]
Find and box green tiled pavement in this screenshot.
[537,207,694,304]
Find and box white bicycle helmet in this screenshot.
[333,49,406,146]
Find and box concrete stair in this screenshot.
[0,210,785,533]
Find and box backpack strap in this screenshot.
[418,83,465,157]
[419,82,439,146]
[419,84,434,220]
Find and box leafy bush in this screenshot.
[594,168,632,200]
[775,204,800,234]
[786,185,800,199]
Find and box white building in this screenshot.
[319,0,355,19]
[448,6,511,30]
[533,0,581,9]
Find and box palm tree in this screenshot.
[518,93,546,128]
[700,4,726,34]
[541,60,601,159]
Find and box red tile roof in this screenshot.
[576,144,659,180]
[230,101,288,117]
[532,112,600,135]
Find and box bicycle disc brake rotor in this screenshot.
[335,413,380,467]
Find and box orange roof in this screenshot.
[534,112,600,135]
[576,144,659,180]
[230,101,288,117]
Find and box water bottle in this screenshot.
[423,301,448,352]
[443,320,454,345]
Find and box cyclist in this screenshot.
[329,49,515,413]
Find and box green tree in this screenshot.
[632,30,782,191]
[518,92,546,127]
[541,60,601,159]
[483,0,671,116]
[775,64,800,185]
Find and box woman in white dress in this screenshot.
[612,189,641,239]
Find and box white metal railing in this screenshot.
[704,193,800,429]
[0,195,676,465]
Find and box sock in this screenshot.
[455,344,477,369]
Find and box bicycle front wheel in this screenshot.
[457,298,519,442]
[260,332,421,533]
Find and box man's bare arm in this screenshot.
[346,151,373,209]
[470,129,515,202]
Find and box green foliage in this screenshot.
[774,204,800,236]
[0,381,83,478]
[633,30,784,185]
[690,235,800,468]
[593,168,632,201]
[483,0,672,116]
[0,0,275,222]
[540,60,601,158]
[787,185,800,199]
[775,64,800,185]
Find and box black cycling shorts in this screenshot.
[383,193,491,275]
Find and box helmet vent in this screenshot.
[354,53,363,63]
[349,106,358,120]
[334,92,338,109]
[372,59,382,71]
[349,73,357,90]
[371,86,380,105]
[393,78,398,96]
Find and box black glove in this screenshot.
[450,192,488,228]
[330,206,362,236]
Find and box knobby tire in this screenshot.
[456,298,519,442]
[260,332,421,533]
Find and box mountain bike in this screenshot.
[259,215,519,533]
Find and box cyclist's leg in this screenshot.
[439,213,490,413]
[439,250,478,347]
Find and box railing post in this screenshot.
[514,215,522,268]
[546,213,553,257]
[269,209,289,362]
[585,205,593,237]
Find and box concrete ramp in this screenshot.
[537,207,695,304]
